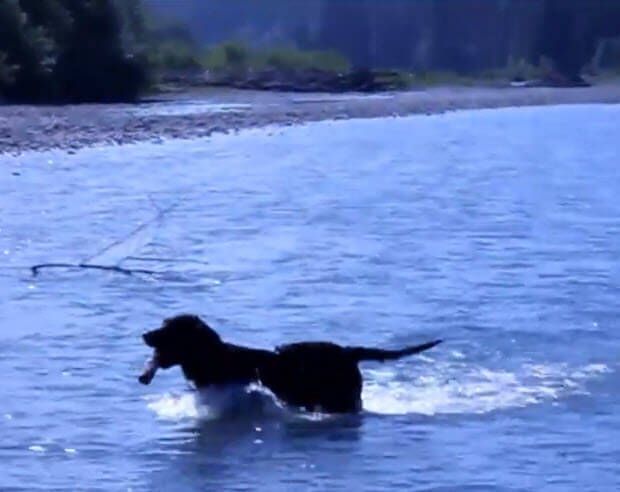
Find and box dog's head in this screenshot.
[138,314,222,384]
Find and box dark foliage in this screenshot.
[148,0,620,80]
[539,0,620,80]
[0,0,149,103]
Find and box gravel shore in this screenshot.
[2,82,620,155]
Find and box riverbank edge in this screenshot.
[2,82,620,156]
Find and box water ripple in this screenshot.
[1,105,620,491]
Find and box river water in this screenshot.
[1,104,619,491]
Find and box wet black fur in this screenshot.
[141,314,442,413]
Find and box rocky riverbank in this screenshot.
[2,81,620,155]
[199,68,409,92]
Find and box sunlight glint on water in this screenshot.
[1,105,619,491]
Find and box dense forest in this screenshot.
[2,0,620,103]
[150,0,620,78]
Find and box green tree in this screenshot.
[0,0,149,102]
[0,0,57,101]
[53,0,148,102]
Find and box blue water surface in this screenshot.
[1,104,619,491]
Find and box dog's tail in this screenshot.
[348,339,442,363]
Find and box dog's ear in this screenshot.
[193,317,222,345]
[143,330,161,348]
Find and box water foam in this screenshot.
[146,392,206,420]
[362,362,611,416]
[146,384,286,421]
[145,363,611,420]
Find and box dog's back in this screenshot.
[261,342,363,413]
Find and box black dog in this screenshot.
[139,314,442,413]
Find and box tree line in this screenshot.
[2,0,620,103]
[151,0,620,82]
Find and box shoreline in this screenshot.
[2,82,620,155]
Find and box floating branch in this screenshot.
[30,263,157,277]
[29,198,180,277]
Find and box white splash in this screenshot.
[362,362,611,416]
[146,384,285,421]
[145,362,611,420]
[146,392,206,420]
